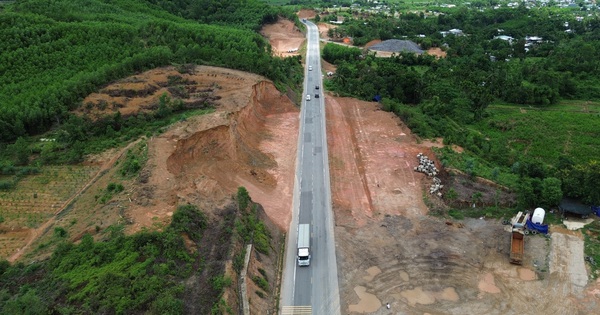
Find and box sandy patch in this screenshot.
[364,39,382,48]
[426,47,447,58]
[363,266,382,282]
[261,18,305,57]
[317,22,337,40]
[348,286,381,313]
[297,9,316,19]
[400,287,436,306]
[326,96,430,226]
[478,272,501,294]
[549,232,588,293]
[400,286,459,307]
[518,268,537,281]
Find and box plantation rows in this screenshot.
[0,229,30,259]
[0,165,99,258]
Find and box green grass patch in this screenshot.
[582,220,600,279]
[476,101,600,166]
[449,207,516,220]
[434,147,519,189]
[236,187,272,255]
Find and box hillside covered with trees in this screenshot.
[0,0,302,144]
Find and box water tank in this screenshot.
[532,208,545,224]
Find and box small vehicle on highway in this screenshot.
[315,85,319,89]
[315,94,319,98]
[309,66,312,71]
[306,94,311,101]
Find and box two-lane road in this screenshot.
[280,21,341,315]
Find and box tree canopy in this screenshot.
[0,0,303,143]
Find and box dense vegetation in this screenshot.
[0,205,207,314]
[323,7,600,207]
[0,187,276,313]
[0,0,303,145]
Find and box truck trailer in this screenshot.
[297,224,311,266]
[509,212,527,265]
[510,230,524,265]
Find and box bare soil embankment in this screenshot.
[325,94,600,314]
[122,66,298,232]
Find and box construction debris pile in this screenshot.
[414,153,443,197]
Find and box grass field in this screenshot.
[433,99,600,195]
[478,100,600,165]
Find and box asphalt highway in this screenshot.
[280,20,341,315]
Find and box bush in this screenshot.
[211,275,232,291]
[251,275,269,292]
[233,250,246,274]
[54,227,68,238]
[169,204,207,242]
[237,187,250,211]
[0,180,14,191]
[448,209,465,220]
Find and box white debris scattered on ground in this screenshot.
[563,218,595,230]
[414,153,443,197]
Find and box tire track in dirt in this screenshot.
[326,96,373,227]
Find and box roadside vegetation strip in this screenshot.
[583,220,600,279]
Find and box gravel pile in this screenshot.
[369,39,424,54]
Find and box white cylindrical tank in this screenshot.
[532,208,545,224]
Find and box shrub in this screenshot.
[251,275,269,292]
[54,227,68,238]
[233,250,245,274]
[211,275,232,291]
[448,209,465,220]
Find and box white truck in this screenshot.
[297,224,311,266]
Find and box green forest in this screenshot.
[0,0,302,145]
[323,7,600,207]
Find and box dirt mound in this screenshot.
[317,22,337,40]
[261,18,305,57]
[297,9,316,19]
[427,47,447,58]
[125,66,298,232]
[364,39,382,48]
[79,67,220,120]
